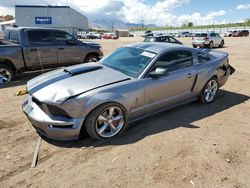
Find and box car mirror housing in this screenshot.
[148,67,169,78]
[67,39,79,45]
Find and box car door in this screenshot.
[210,33,219,46]
[143,50,196,115]
[26,30,58,69]
[53,31,86,66]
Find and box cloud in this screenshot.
[0,0,228,26]
[0,6,14,16]
[177,10,227,26]
[236,4,250,10]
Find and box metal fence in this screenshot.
[131,26,250,36]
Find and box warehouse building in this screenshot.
[14,5,88,36]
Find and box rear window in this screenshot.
[195,33,207,37]
[197,52,210,63]
[144,37,156,42]
[4,30,20,43]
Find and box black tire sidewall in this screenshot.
[0,64,14,83]
[84,54,98,63]
[84,103,128,141]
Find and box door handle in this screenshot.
[187,73,193,78]
[30,48,37,52]
[58,48,64,50]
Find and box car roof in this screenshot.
[5,27,64,32]
[124,42,191,54]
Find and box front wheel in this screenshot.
[0,64,14,85]
[200,78,219,104]
[85,103,127,140]
[84,54,99,63]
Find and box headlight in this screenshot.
[46,104,71,118]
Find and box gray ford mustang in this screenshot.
[22,43,235,141]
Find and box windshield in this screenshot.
[100,47,155,78]
[195,33,207,37]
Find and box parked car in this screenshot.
[86,32,102,39]
[144,35,182,45]
[192,32,224,48]
[22,43,235,141]
[0,27,103,84]
[232,30,249,37]
[77,31,87,39]
[175,32,191,37]
[143,30,153,37]
[102,33,118,39]
[224,31,233,37]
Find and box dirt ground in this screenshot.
[0,37,250,188]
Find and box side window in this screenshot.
[54,31,75,45]
[154,51,193,72]
[169,37,178,43]
[210,33,216,37]
[197,52,210,63]
[28,30,53,46]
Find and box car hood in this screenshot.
[27,63,131,104]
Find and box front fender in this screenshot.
[82,92,129,117]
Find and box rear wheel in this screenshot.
[200,77,218,104]
[0,64,14,85]
[84,54,99,63]
[219,40,224,48]
[85,103,127,140]
[192,45,197,48]
[209,41,214,49]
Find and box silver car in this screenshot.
[22,43,235,141]
[192,32,224,48]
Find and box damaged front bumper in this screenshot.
[22,95,84,140]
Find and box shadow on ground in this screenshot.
[44,90,249,148]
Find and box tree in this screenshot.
[187,22,194,27]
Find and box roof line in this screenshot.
[15,5,70,8]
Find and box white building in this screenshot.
[11,5,88,36]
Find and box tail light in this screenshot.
[203,37,209,41]
[192,37,194,40]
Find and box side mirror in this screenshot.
[67,39,79,45]
[148,67,169,78]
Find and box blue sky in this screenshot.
[0,0,250,26]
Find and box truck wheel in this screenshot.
[0,64,14,85]
[84,103,127,141]
[199,77,218,104]
[84,54,99,63]
[192,45,197,48]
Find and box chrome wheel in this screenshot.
[95,106,124,138]
[204,80,218,102]
[0,68,11,84]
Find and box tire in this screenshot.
[193,45,197,48]
[84,103,128,141]
[209,41,214,49]
[199,77,219,104]
[0,64,14,85]
[84,54,99,63]
[219,40,224,48]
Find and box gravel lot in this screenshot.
[0,37,250,188]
